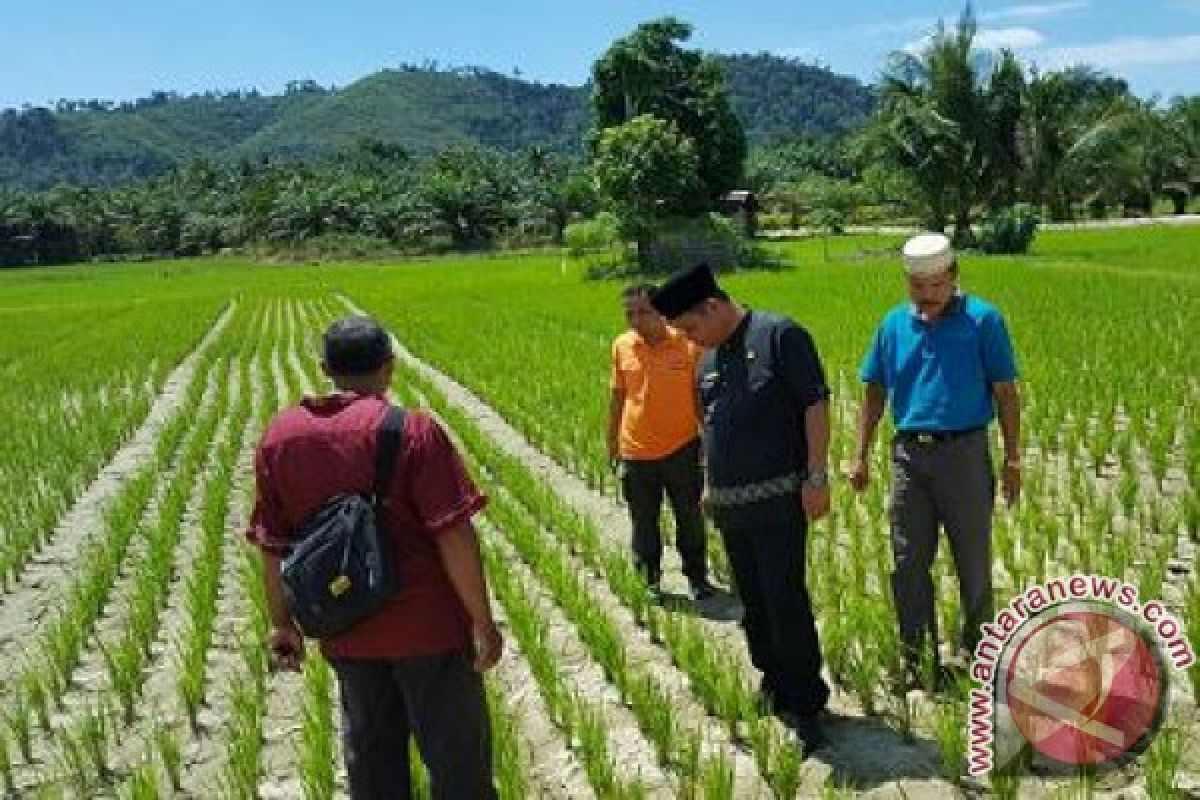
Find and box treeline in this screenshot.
[0,141,597,266]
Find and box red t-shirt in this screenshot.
[246,392,485,660]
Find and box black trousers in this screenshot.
[331,649,497,800]
[619,438,708,587]
[713,498,829,718]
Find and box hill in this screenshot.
[0,55,877,190]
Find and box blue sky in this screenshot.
[3,1,1198,110]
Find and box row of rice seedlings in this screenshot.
[218,548,271,799]
[104,357,236,726]
[481,535,647,800]
[485,678,532,799]
[392,365,799,798]
[298,647,336,800]
[1143,720,1184,798]
[175,350,257,733]
[217,302,296,799]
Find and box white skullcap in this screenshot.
[902,233,955,275]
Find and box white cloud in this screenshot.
[983,1,1089,22]
[1039,33,1200,68]
[902,27,1045,55]
[855,15,940,39]
[976,27,1047,49]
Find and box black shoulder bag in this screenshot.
[281,406,405,639]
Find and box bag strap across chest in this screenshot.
[371,405,406,506]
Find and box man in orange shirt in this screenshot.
[608,284,716,602]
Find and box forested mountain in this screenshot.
[0,55,875,189]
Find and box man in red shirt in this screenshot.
[247,315,502,800]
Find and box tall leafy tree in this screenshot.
[591,17,746,209]
[591,114,700,264]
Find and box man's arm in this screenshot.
[436,521,503,671]
[261,551,303,670]
[801,398,831,520]
[849,382,887,491]
[993,381,1022,506]
[607,388,626,463]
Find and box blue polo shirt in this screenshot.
[859,294,1017,432]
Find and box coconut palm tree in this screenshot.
[871,5,1024,243]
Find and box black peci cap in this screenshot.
[322,315,394,376]
[649,263,721,319]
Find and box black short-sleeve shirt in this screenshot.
[699,311,830,491]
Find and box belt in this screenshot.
[706,472,801,508]
[896,427,985,446]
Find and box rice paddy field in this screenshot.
[0,224,1197,798]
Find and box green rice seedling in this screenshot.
[299,650,336,800]
[3,697,32,763]
[485,680,529,800]
[54,728,90,798]
[700,749,734,800]
[117,763,159,800]
[933,697,966,782]
[636,672,678,767]
[676,728,705,800]
[75,701,113,782]
[1144,723,1182,799]
[101,638,142,725]
[844,639,881,715]
[221,683,265,800]
[766,724,802,800]
[20,671,51,733]
[820,776,856,798]
[0,729,13,796]
[409,738,430,799]
[151,721,182,792]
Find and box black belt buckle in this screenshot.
[915,432,937,446]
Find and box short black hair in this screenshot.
[322,315,394,376]
[621,282,657,301]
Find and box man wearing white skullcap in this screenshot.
[848,233,1022,689]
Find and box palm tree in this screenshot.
[872,5,1024,243]
[1020,67,1137,219]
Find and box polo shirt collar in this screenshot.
[909,291,966,323]
[301,391,381,411]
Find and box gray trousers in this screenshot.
[889,429,995,658]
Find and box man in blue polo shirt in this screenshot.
[849,233,1022,685]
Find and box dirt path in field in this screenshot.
[0,302,234,659]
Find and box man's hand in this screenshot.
[269,623,304,672]
[471,618,504,672]
[1001,462,1021,507]
[801,484,831,521]
[847,459,870,492]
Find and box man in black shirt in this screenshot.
[651,264,832,754]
